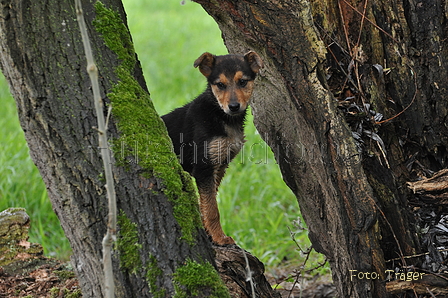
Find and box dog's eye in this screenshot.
[238,79,248,87]
[216,82,226,90]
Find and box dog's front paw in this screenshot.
[213,235,235,246]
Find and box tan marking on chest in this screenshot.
[208,125,245,165]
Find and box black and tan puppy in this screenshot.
[162,51,263,245]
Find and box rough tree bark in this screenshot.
[195,0,448,297]
[0,0,227,297]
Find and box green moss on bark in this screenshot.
[173,259,230,298]
[93,2,202,245]
[116,211,142,274]
[146,255,166,298]
[92,5,224,294]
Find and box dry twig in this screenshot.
[75,1,117,297]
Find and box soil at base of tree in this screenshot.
[0,258,81,298]
[0,256,336,298]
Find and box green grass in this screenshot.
[0,72,71,260]
[0,0,328,275]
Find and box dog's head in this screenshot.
[194,51,263,115]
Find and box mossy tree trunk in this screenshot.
[0,1,225,297]
[195,0,448,297]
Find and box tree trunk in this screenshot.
[0,1,224,297]
[195,0,448,297]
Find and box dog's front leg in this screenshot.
[196,176,234,245]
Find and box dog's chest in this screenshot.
[207,124,245,164]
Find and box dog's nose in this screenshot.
[228,102,240,112]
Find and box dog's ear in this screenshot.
[244,51,264,73]
[194,52,215,77]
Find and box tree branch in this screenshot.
[75,1,117,297]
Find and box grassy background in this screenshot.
[0,0,327,275]
[0,71,72,260]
